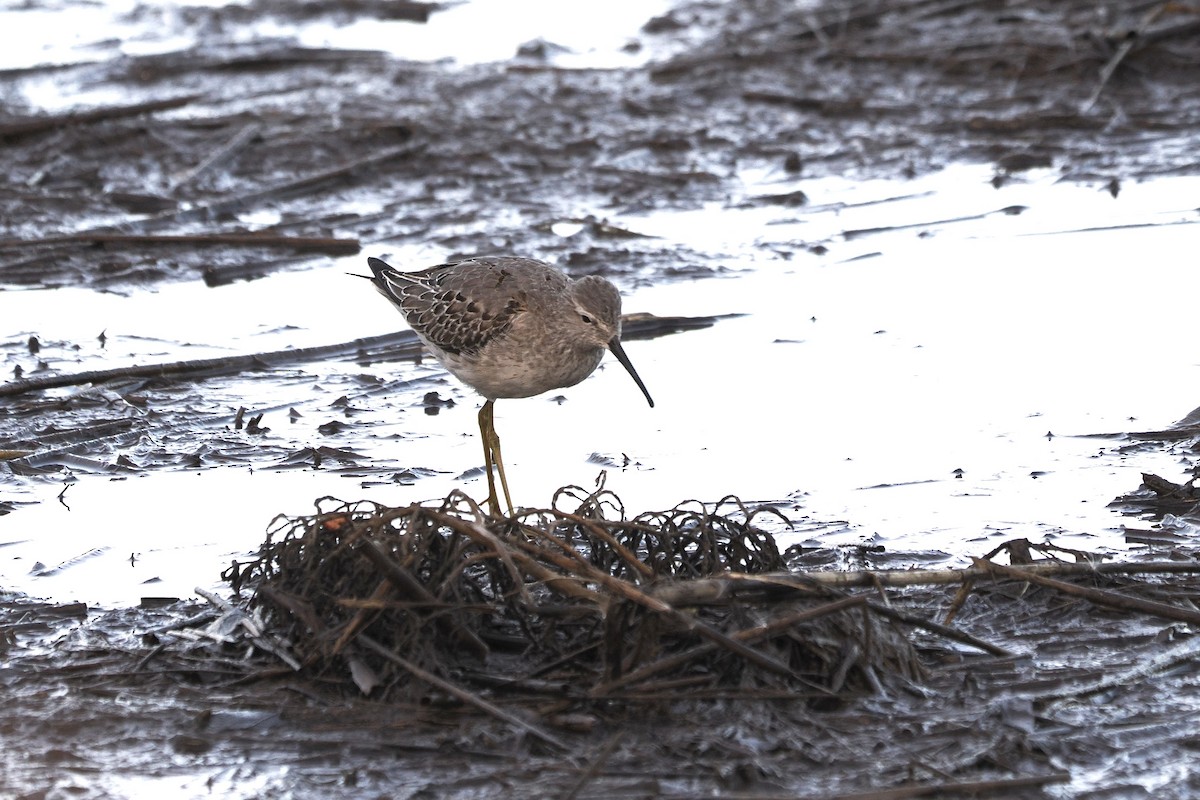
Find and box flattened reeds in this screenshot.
[231,488,925,707]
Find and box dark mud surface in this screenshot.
[2,0,1199,291]
[4,0,1200,797]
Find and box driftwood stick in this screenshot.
[356,633,563,750]
[0,95,200,138]
[0,231,360,254]
[0,313,713,399]
[973,558,1200,626]
[0,329,421,398]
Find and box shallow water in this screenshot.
[4,164,1198,607]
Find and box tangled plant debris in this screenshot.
[11,487,1200,796]
[232,488,926,711]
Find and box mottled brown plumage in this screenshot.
[366,255,653,514]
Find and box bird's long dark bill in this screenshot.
[608,337,655,408]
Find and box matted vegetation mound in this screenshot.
[229,488,925,708]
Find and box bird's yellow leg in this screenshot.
[478,400,514,516]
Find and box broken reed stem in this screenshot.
[424,507,589,607]
[0,232,360,254]
[729,560,1200,591]
[0,330,421,397]
[356,633,564,750]
[592,595,863,696]
[0,95,200,138]
[169,122,262,190]
[865,601,1011,657]
[358,538,489,660]
[514,519,807,683]
[974,558,1200,626]
[330,579,391,656]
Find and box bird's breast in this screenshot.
[440,339,605,400]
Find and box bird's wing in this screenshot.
[366,257,525,356]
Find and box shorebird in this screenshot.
[365,255,654,515]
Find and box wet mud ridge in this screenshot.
[7,490,1200,798]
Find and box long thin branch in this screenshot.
[356,633,563,750]
[1083,3,1167,112]
[592,595,865,696]
[0,95,200,139]
[0,330,421,398]
[0,232,360,254]
[865,601,1010,657]
[973,558,1200,626]
[707,560,1200,593]
[517,521,811,684]
[0,313,718,399]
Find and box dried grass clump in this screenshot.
[229,487,923,706]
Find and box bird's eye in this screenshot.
[580,314,593,324]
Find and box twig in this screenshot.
[591,596,862,696]
[0,95,200,139]
[518,522,809,684]
[1083,3,1167,112]
[0,312,713,399]
[358,538,489,659]
[865,601,1010,657]
[0,232,360,255]
[825,771,1070,800]
[356,633,563,750]
[133,642,168,672]
[973,558,1200,626]
[0,329,421,398]
[169,122,262,191]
